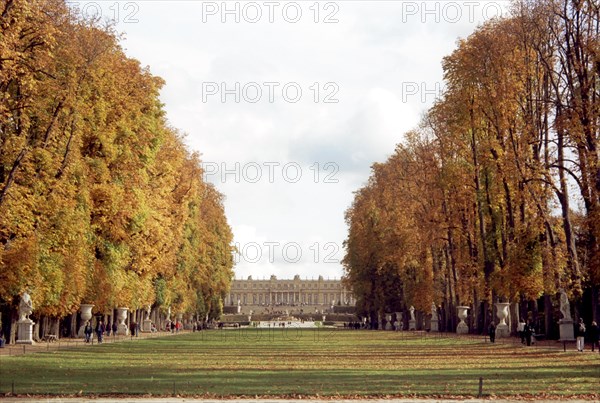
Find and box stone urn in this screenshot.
[495,302,510,337]
[456,306,469,334]
[116,307,129,335]
[77,304,94,338]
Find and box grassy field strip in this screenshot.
[0,329,598,397]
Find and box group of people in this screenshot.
[84,320,117,343]
[83,320,165,342]
[487,318,599,351]
[166,320,183,333]
[575,318,599,352]
[517,321,536,346]
[487,321,535,345]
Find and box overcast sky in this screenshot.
[73,0,509,280]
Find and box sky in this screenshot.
[69,0,510,280]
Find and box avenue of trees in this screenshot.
[343,0,599,336]
[0,0,234,342]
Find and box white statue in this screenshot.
[431,302,438,321]
[409,305,415,321]
[559,288,572,321]
[146,305,152,320]
[18,291,33,321]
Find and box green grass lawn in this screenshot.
[1,329,598,398]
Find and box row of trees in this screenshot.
[0,0,234,341]
[343,0,599,335]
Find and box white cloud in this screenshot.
[107,0,509,280]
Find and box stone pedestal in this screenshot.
[385,314,392,330]
[77,304,94,338]
[430,302,439,332]
[17,318,35,344]
[141,306,152,332]
[559,319,574,341]
[495,302,510,338]
[116,307,129,335]
[456,306,469,334]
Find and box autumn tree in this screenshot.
[0,0,235,342]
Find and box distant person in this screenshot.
[96,320,105,343]
[488,321,496,343]
[588,321,598,352]
[84,321,93,343]
[524,322,533,346]
[130,321,138,337]
[576,318,586,352]
[112,322,118,335]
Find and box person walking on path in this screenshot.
[130,321,138,337]
[96,320,105,343]
[576,318,586,352]
[524,321,533,346]
[84,321,93,343]
[589,321,598,352]
[488,321,496,343]
[112,321,117,336]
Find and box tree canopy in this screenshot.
[0,0,234,319]
[343,0,599,331]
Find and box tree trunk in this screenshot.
[9,308,17,344]
[33,317,41,342]
[70,312,77,337]
[544,294,552,337]
[50,316,56,338]
[510,302,519,336]
[593,286,599,323]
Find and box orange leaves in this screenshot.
[344,1,600,325]
[0,1,234,318]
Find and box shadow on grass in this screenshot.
[1,329,598,397]
[1,364,598,396]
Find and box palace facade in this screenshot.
[226,275,355,311]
